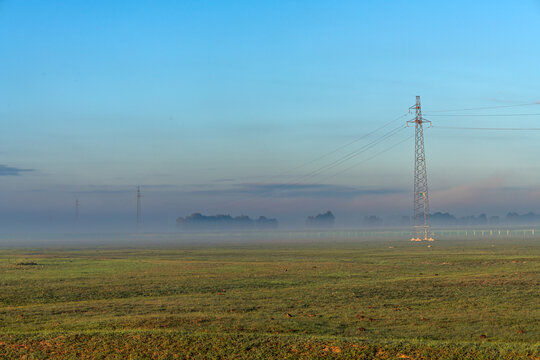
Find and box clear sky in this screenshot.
[1,0,540,229]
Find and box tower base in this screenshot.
[410,237,434,242]
[411,225,434,242]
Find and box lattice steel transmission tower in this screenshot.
[407,96,434,241]
[136,186,142,226]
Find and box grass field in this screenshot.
[0,236,538,359]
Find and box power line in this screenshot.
[424,113,540,117]
[239,133,414,204]
[269,113,409,178]
[432,126,540,131]
[291,125,407,184]
[222,99,540,210]
[227,123,408,205]
[322,134,414,181]
[426,102,539,113]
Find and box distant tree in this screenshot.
[255,216,278,229]
[521,212,539,223]
[430,212,457,226]
[506,212,520,223]
[477,214,488,225]
[363,215,381,227]
[177,213,278,230]
[488,216,500,224]
[505,212,540,224]
[306,211,335,228]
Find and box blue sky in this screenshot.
[1,1,540,229]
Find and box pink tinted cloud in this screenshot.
[431,175,540,214]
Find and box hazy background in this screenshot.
[1,1,540,232]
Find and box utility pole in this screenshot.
[136,186,142,227]
[407,96,434,241]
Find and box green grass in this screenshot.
[0,237,538,359]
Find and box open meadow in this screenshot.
[0,236,538,359]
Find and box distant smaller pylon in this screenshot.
[136,186,142,226]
